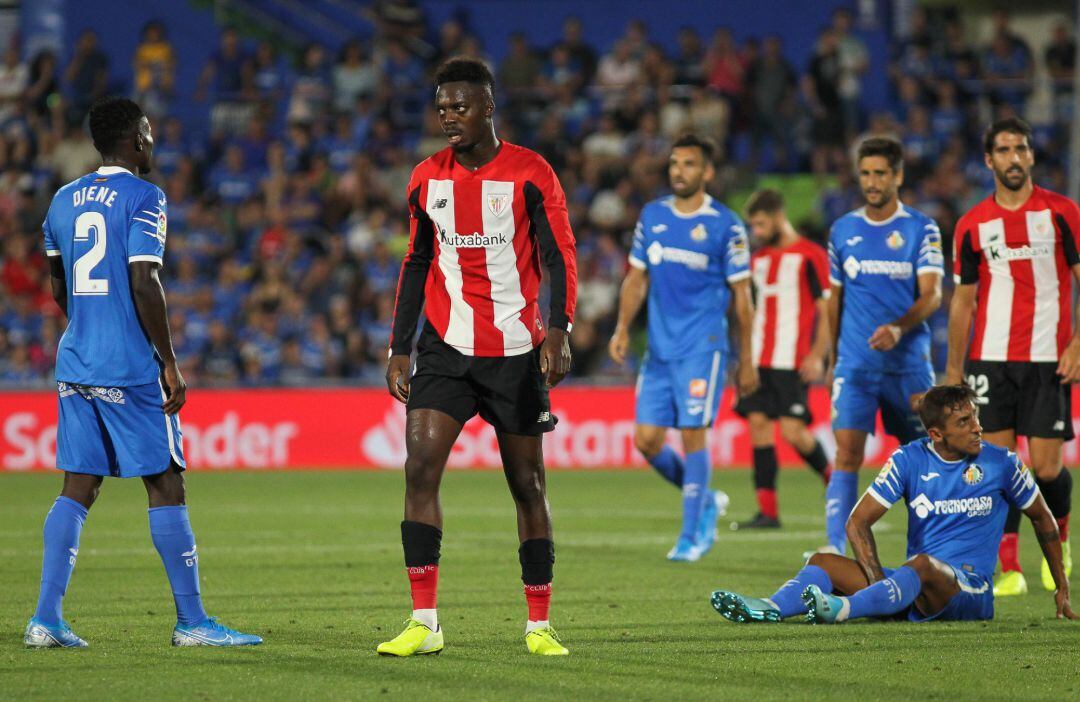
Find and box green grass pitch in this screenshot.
[1,469,1077,701]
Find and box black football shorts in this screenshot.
[966,360,1073,440]
[733,368,813,424]
[406,323,557,435]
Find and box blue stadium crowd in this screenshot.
[0,5,1075,386]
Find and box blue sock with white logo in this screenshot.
[34,497,88,626]
[679,449,710,541]
[844,565,920,621]
[149,506,208,626]
[768,564,833,618]
[825,471,859,552]
[648,445,684,488]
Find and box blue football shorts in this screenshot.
[635,350,726,429]
[895,565,995,622]
[830,364,933,442]
[55,380,186,478]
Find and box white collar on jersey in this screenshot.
[662,194,721,219]
[96,166,133,176]
[925,440,968,465]
[854,201,911,227]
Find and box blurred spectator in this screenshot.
[63,30,109,121]
[133,20,176,102]
[747,35,797,169]
[832,8,868,138]
[0,42,28,122]
[26,51,59,119]
[333,40,380,112]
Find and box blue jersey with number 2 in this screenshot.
[43,166,167,387]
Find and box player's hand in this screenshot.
[736,360,760,397]
[868,324,902,351]
[541,327,571,388]
[161,362,186,416]
[1054,587,1079,620]
[1056,337,1080,384]
[608,327,630,365]
[385,354,411,403]
[799,352,826,383]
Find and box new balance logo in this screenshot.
[432,199,448,209]
[920,473,941,482]
[1054,420,1065,432]
[537,411,551,423]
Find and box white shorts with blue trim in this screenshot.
[635,350,725,429]
[55,380,185,478]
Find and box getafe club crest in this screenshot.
[886,230,904,250]
[487,193,510,217]
[962,464,984,486]
[690,223,707,242]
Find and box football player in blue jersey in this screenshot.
[711,384,1076,624]
[820,137,944,556]
[609,134,757,562]
[24,97,261,648]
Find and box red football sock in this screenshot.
[756,488,778,520]
[524,583,551,621]
[999,533,1021,573]
[1057,515,1070,542]
[408,565,438,610]
[823,467,833,485]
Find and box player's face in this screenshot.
[135,116,154,175]
[668,147,713,198]
[748,212,782,246]
[435,82,493,153]
[934,401,983,457]
[857,156,902,209]
[985,132,1033,192]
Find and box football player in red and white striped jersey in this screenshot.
[379,59,576,657]
[945,117,1079,596]
[733,190,832,529]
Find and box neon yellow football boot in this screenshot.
[525,626,568,656]
[993,570,1028,596]
[1041,540,1073,591]
[377,618,443,656]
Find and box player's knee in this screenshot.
[904,553,934,579]
[634,430,665,459]
[1031,461,1063,482]
[506,464,546,506]
[778,421,807,447]
[833,445,864,471]
[404,461,441,498]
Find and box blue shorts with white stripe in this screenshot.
[635,350,726,429]
[55,380,185,478]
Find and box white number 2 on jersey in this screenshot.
[73,211,108,296]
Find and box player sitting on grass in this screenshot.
[711,384,1076,624]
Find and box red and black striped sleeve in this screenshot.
[805,244,829,300]
[523,159,577,332]
[389,177,435,356]
[1054,196,1080,267]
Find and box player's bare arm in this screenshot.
[130,260,185,415]
[868,272,941,352]
[1023,492,1078,619]
[730,278,759,396]
[47,255,68,318]
[1056,263,1080,384]
[799,296,831,383]
[944,282,977,386]
[825,282,842,383]
[609,266,648,365]
[846,493,889,584]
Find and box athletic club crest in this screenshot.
[487,193,510,217]
[962,464,984,486]
[886,230,904,250]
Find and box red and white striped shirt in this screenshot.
[750,238,829,370]
[390,143,577,357]
[954,186,1080,362]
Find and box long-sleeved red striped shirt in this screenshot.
[390,142,577,357]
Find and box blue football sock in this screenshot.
[679,449,710,541]
[648,445,685,488]
[149,506,208,626]
[825,471,859,552]
[768,564,833,618]
[844,565,921,621]
[34,497,88,625]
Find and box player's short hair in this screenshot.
[434,57,495,93]
[671,134,716,165]
[917,384,979,431]
[983,117,1032,154]
[745,189,785,216]
[856,137,903,172]
[88,96,144,155]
